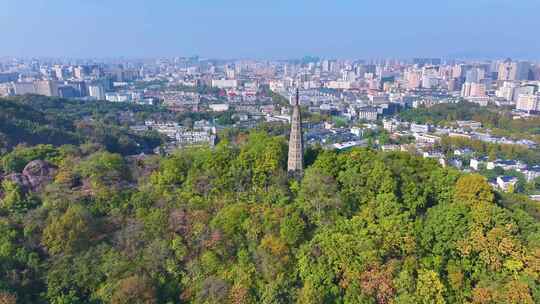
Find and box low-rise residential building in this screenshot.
[530,195,540,202]
[211,79,238,89]
[469,157,487,170]
[176,131,216,147]
[454,148,473,157]
[106,93,131,102]
[414,133,441,144]
[350,126,364,137]
[382,119,407,132]
[522,166,540,182]
[486,160,526,171]
[208,103,230,112]
[383,119,397,132]
[410,123,432,133]
[448,132,472,139]
[422,151,444,159]
[332,140,367,150]
[449,158,463,169]
[381,145,400,152]
[357,107,378,121]
[496,176,519,192]
[456,120,482,129]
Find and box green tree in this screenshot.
[111,275,157,304]
[454,174,494,204]
[415,269,446,304]
[297,167,343,226]
[42,205,94,255]
[1,144,59,173]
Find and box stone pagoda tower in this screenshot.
[287,88,304,176]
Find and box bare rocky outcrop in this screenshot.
[3,173,32,190]
[1,160,57,193]
[22,160,58,191]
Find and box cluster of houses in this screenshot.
[380,142,539,195]
[131,120,216,153]
[382,119,537,149]
[376,119,539,197]
[471,158,540,191]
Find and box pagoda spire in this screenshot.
[287,88,304,176]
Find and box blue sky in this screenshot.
[1,0,539,59]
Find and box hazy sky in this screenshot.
[1,0,539,59]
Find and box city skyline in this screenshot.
[2,2,540,303]
[2,0,540,59]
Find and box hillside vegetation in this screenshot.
[0,131,538,303]
[0,95,167,155]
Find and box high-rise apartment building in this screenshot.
[35,80,58,97]
[88,84,106,100]
[496,81,518,101]
[461,82,486,97]
[53,65,66,80]
[13,82,36,95]
[516,94,540,112]
[498,59,530,81]
[74,66,86,80]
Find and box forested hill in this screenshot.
[0,131,538,303]
[0,95,167,155]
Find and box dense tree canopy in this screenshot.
[0,132,540,303]
[0,128,538,304]
[0,96,167,156]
